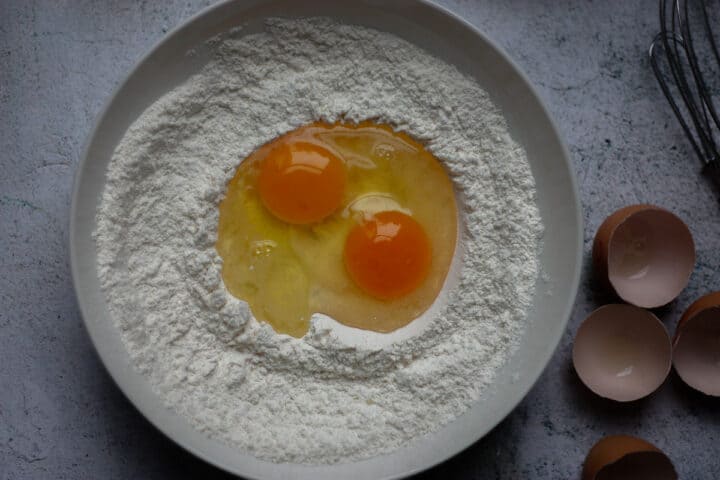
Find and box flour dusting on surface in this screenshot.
[94,18,543,464]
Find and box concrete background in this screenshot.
[2,0,719,478]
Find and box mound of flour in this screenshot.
[94,18,543,463]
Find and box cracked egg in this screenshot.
[216,121,458,337]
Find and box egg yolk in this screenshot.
[257,141,346,224]
[344,211,431,300]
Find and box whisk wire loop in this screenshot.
[650,0,720,172]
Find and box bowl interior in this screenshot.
[70,1,582,479]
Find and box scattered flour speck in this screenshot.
[94,18,543,464]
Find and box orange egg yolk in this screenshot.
[257,141,346,224]
[344,210,432,300]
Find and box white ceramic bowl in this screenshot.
[70,1,582,478]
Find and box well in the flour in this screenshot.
[216,121,458,337]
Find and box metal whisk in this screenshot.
[649,0,720,186]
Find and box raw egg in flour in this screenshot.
[216,121,458,337]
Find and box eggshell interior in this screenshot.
[673,307,720,396]
[573,305,672,401]
[607,209,694,308]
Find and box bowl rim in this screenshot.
[69,1,583,478]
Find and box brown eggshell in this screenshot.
[592,205,695,308]
[583,435,677,480]
[673,291,720,396]
[572,304,672,401]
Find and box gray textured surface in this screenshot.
[1,0,719,478]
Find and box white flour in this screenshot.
[94,18,543,464]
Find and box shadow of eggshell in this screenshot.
[592,205,695,308]
[582,435,677,480]
[673,291,720,396]
[572,304,672,401]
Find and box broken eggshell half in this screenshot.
[673,291,720,396]
[582,435,677,480]
[592,204,695,308]
[572,304,672,402]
